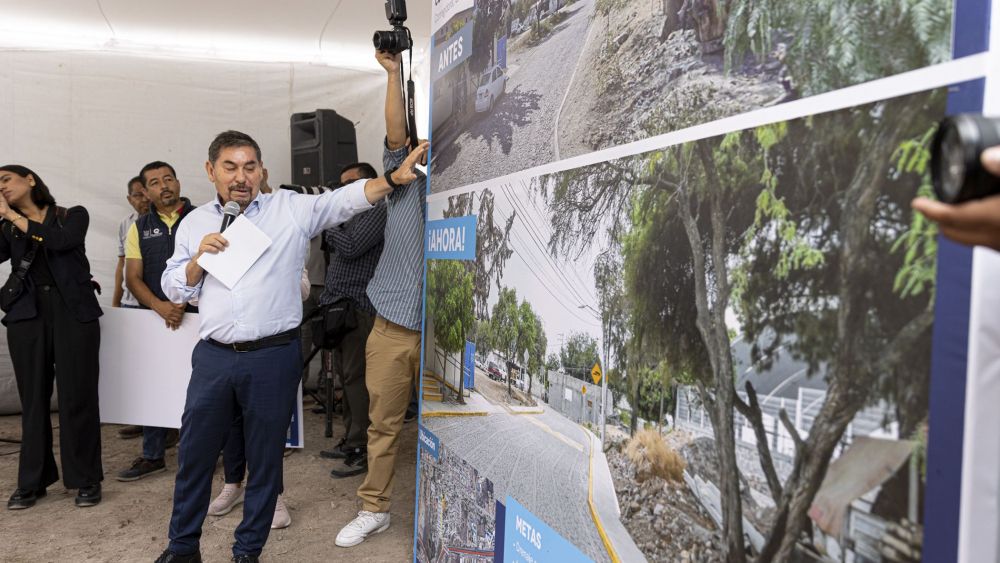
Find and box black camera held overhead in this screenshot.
[931,114,1000,204]
[373,0,413,55]
[374,0,420,152]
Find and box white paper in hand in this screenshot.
[197,215,272,288]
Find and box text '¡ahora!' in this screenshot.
[427,224,467,254]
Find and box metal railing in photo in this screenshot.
[675,385,908,561]
[675,386,897,470]
[428,346,467,401]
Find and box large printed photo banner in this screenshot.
[416,83,961,562]
[428,0,955,195]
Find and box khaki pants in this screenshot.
[357,315,420,513]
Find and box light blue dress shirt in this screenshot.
[161,181,373,344]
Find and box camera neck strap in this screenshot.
[3,219,39,281]
[13,242,38,282]
[404,28,419,151]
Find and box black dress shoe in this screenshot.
[116,457,167,482]
[319,439,348,459]
[118,424,144,439]
[75,483,102,507]
[330,447,368,478]
[154,549,203,563]
[232,555,259,563]
[7,487,46,510]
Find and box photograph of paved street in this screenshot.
[424,404,619,561]
[429,0,953,194]
[419,182,647,561]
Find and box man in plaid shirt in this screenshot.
[319,162,387,479]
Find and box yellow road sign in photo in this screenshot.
[591,362,602,385]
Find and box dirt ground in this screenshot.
[557,0,786,159]
[0,401,417,563]
[608,430,723,562]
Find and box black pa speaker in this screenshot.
[290,110,358,187]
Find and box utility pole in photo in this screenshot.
[579,304,608,447]
[601,334,609,446]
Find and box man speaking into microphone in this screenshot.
[220,200,240,231]
[153,130,428,563]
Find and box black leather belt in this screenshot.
[207,327,300,353]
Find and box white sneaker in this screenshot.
[271,494,291,529]
[207,483,244,516]
[335,510,390,547]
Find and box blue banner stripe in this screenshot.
[495,501,506,563]
[924,238,973,563]
[952,0,991,57]
[922,75,982,563]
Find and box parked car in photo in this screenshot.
[487,361,504,382]
[476,65,507,114]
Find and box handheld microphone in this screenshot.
[220,201,241,232]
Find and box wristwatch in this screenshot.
[384,167,401,189]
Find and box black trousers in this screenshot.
[9,286,102,490]
[338,307,375,449]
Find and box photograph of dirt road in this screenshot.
[429,0,952,194]
[420,84,949,561]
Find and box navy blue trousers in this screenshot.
[143,426,168,460]
[222,404,288,496]
[167,338,300,557]
[222,415,247,484]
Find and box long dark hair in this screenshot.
[0,164,58,209]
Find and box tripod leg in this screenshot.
[303,344,325,408]
[323,349,334,438]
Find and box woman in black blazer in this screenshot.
[0,165,103,510]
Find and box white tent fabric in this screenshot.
[0,0,432,72]
[0,48,396,413]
